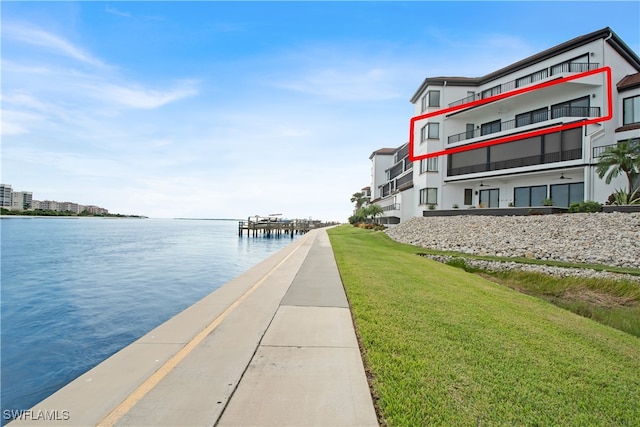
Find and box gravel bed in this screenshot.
[420,254,640,283]
[386,212,640,269]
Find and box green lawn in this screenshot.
[328,226,640,426]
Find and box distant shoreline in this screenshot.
[0,214,147,219]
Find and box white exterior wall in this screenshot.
[365,30,638,223]
[588,40,640,202]
[405,31,639,215]
[10,192,33,211]
[370,152,394,201]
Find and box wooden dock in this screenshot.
[238,216,318,237]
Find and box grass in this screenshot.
[444,258,640,338]
[327,225,640,426]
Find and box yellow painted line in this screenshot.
[97,239,307,427]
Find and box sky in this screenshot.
[2,1,639,220]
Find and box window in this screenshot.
[420,157,438,173]
[551,96,590,119]
[623,95,640,125]
[421,123,439,141]
[514,185,547,207]
[419,188,438,205]
[479,188,499,207]
[421,90,440,111]
[466,124,475,139]
[516,107,548,127]
[481,120,501,136]
[516,69,549,88]
[481,85,501,99]
[428,91,440,108]
[516,74,533,88]
[550,182,584,207]
[464,189,473,205]
[551,54,590,75]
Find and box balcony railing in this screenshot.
[395,144,409,163]
[388,156,413,180]
[381,203,400,212]
[380,170,413,198]
[381,183,391,198]
[396,172,413,190]
[593,144,617,158]
[550,62,599,75]
[448,62,600,108]
[447,107,600,144]
[388,162,404,180]
[447,148,582,176]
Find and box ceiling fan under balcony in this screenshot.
[555,173,573,180]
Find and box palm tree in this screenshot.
[365,204,383,223]
[350,192,369,210]
[596,139,640,198]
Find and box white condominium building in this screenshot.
[371,27,640,224]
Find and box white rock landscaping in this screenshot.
[386,212,640,279]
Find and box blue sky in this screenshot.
[2,1,639,220]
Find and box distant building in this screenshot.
[82,205,109,215]
[1,184,12,208]
[370,27,640,224]
[1,183,111,214]
[38,200,59,211]
[11,191,33,211]
[59,202,80,214]
[361,186,371,199]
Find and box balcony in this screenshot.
[380,171,414,197]
[394,144,409,163]
[387,157,413,180]
[447,148,582,177]
[448,62,600,108]
[593,144,617,158]
[447,107,601,144]
[381,203,400,212]
[395,172,414,191]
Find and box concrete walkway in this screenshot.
[11,229,378,427]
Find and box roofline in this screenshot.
[369,147,397,159]
[617,73,640,92]
[410,27,640,103]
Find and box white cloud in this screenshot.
[1,109,46,135]
[274,66,403,101]
[3,23,105,67]
[83,81,199,109]
[105,5,131,18]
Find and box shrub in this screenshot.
[445,257,468,270]
[608,188,640,205]
[568,201,602,213]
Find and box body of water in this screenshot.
[1,217,300,420]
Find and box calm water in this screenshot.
[0,217,299,420]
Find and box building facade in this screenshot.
[0,183,108,214]
[11,192,33,211]
[371,28,640,224]
[0,184,12,208]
